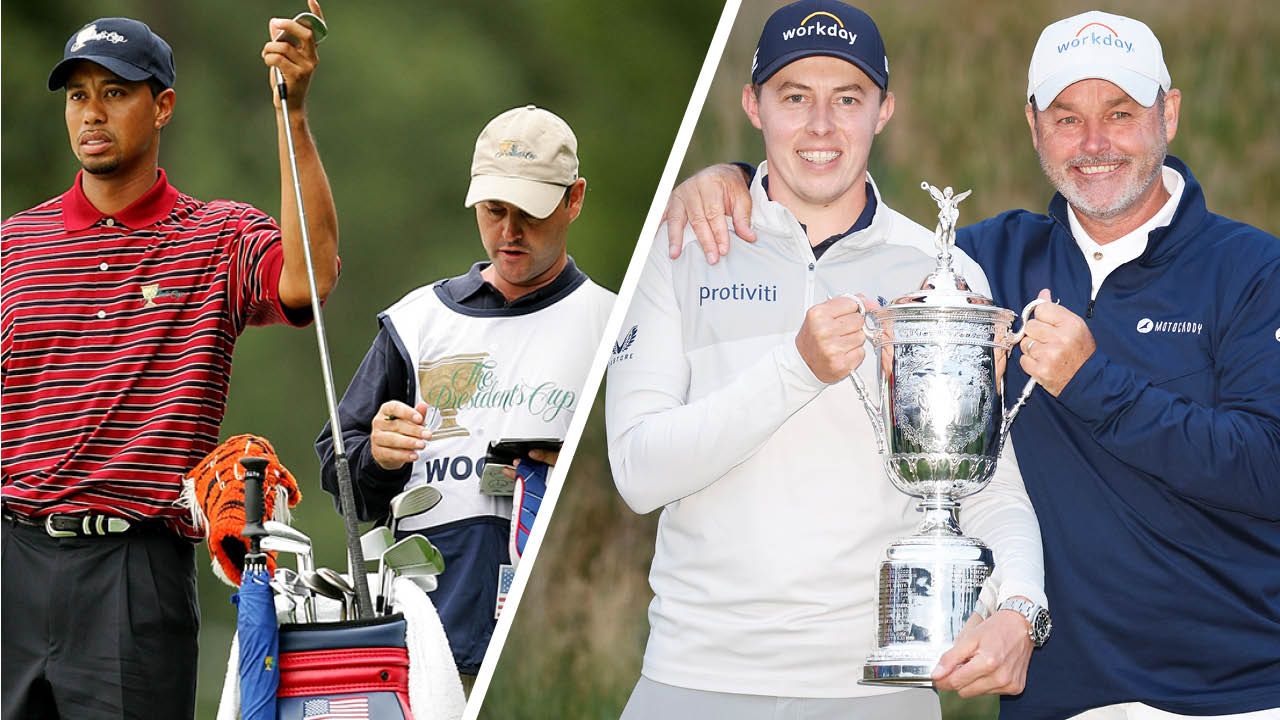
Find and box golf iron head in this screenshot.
[378,534,446,614]
[387,485,443,529]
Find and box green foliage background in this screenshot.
[2,1,720,717]
[484,2,1279,720]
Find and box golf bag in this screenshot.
[276,614,413,720]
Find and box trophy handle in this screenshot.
[843,294,887,454]
[999,298,1049,440]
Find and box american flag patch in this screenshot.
[302,695,369,719]
[495,563,516,618]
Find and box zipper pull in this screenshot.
[1086,299,1096,319]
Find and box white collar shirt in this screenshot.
[1068,165,1185,299]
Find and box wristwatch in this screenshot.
[998,597,1052,647]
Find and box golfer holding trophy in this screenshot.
[607,2,1050,715]
[854,183,1052,685]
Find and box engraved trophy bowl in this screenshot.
[417,353,489,440]
[850,183,1044,686]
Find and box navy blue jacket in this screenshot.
[316,260,589,675]
[957,157,1280,718]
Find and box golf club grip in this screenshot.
[334,453,374,618]
[240,457,270,547]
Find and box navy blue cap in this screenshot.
[751,0,888,88]
[48,18,175,91]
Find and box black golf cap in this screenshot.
[48,18,176,92]
[751,0,888,89]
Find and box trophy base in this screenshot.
[860,661,937,687]
[430,426,470,440]
[861,530,993,688]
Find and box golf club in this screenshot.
[270,579,298,623]
[379,535,446,614]
[262,530,316,621]
[387,485,443,531]
[316,567,355,620]
[301,569,346,620]
[359,526,394,567]
[274,567,313,623]
[357,526,395,609]
[270,9,373,618]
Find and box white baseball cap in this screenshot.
[1027,11,1170,111]
[464,105,579,220]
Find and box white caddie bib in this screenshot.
[382,279,613,531]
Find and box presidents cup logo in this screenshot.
[496,140,537,161]
[1136,317,1203,335]
[71,24,128,53]
[1058,20,1134,54]
[419,353,489,439]
[140,282,185,307]
[782,11,857,47]
[418,352,578,439]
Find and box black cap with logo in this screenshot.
[751,0,888,89]
[48,17,176,91]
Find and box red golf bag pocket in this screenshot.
[276,614,413,719]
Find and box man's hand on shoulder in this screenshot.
[370,400,431,471]
[932,603,1035,697]
[795,295,876,384]
[664,163,756,265]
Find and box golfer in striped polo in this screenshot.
[1,5,338,718]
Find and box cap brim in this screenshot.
[464,176,565,219]
[755,49,887,89]
[48,55,156,91]
[1031,66,1161,110]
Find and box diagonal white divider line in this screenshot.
[463,2,744,716]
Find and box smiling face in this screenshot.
[1028,78,1180,225]
[743,55,893,227]
[476,178,585,301]
[63,61,172,177]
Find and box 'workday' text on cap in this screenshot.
[465,105,579,220]
[1028,10,1170,110]
[751,0,888,89]
[48,17,176,91]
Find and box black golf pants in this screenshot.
[1,520,200,719]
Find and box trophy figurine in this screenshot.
[417,353,489,439]
[850,182,1044,685]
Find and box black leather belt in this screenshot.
[2,509,160,538]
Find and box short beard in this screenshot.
[1035,111,1168,221]
[82,157,121,175]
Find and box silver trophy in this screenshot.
[851,182,1044,686]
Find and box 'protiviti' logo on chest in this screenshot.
[697,282,778,307]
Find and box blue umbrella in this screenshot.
[237,457,278,720]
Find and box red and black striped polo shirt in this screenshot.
[1,169,307,539]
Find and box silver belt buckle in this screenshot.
[44,514,76,538]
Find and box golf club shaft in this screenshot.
[274,68,373,618]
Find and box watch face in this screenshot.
[1033,609,1052,644]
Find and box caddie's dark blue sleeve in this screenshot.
[1054,258,1280,520]
[316,322,414,522]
